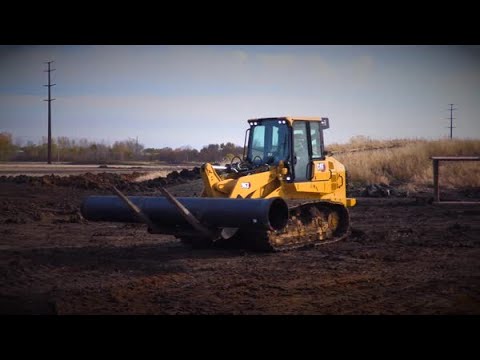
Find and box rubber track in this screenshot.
[238,201,351,252]
[179,201,351,252]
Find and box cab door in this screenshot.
[293,121,310,182]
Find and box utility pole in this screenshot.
[44,61,56,164]
[447,103,457,139]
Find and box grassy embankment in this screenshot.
[327,137,480,190]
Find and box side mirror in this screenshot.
[324,148,333,156]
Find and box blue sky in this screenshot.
[1,45,479,149]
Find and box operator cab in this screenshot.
[246,118,290,166]
[244,116,329,182]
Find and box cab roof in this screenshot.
[247,116,329,127]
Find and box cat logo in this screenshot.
[241,182,251,189]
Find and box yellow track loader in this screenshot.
[81,116,356,251]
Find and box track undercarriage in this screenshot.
[179,201,350,252]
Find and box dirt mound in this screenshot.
[0,167,201,192]
[360,183,409,198]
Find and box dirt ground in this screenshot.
[0,171,479,315]
[0,162,193,178]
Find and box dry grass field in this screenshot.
[330,138,480,190]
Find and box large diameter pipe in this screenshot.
[81,196,289,232]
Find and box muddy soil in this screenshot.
[0,174,479,314]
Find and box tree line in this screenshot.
[0,132,243,164]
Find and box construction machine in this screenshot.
[81,116,356,251]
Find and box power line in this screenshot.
[43,61,56,164]
[446,103,457,139]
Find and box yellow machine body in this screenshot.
[201,116,356,208]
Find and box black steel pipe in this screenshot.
[81,196,289,232]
